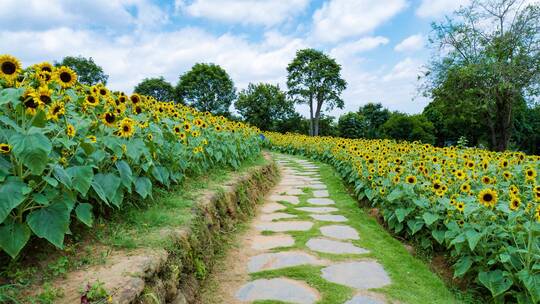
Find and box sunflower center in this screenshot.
[1,61,16,75]
[123,125,130,132]
[40,95,51,104]
[527,171,533,176]
[60,72,72,83]
[408,177,414,183]
[25,99,38,109]
[52,106,61,115]
[1,145,8,152]
[42,66,52,73]
[100,89,107,96]
[483,194,493,202]
[105,113,115,123]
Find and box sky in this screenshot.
[0,0,471,116]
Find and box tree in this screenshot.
[56,56,108,86]
[176,63,236,115]
[287,49,347,136]
[424,0,540,151]
[235,83,296,131]
[338,112,366,139]
[134,77,175,102]
[380,113,435,144]
[357,103,391,138]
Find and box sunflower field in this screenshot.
[0,55,261,260]
[265,132,540,302]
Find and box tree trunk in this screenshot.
[314,94,323,137]
[309,94,314,136]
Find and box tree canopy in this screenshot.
[235,83,296,131]
[134,77,175,102]
[381,113,435,144]
[357,103,391,139]
[176,63,236,116]
[56,56,108,86]
[338,112,366,139]
[287,49,346,136]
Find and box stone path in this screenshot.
[216,155,392,303]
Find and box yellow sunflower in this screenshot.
[456,202,465,212]
[85,94,100,107]
[46,100,65,121]
[102,111,117,127]
[35,62,54,73]
[0,54,21,81]
[32,86,53,106]
[54,66,77,88]
[525,168,537,181]
[0,143,11,154]
[117,118,135,138]
[509,196,521,211]
[66,124,76,138]
[86,135,97,143]
[130,93,141,105]
[478,188,498,208]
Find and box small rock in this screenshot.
[296,207,338,214]
[309,214,348,222]
[321,261,391,289]
[236,278,319,304]
[320,225,360,240]
[250,234,295,250]
[248,251,322,272]
[307,198,334,205]
[261,202,287,213]
[255,221,314,232]
[306,238,369,255]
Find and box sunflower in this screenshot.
[535,205,540,222]
[183,122,192,132]
[215,125,222,132]
[46,100,65,121]
[32,86,53,106]
[499,159,509,169]
[54,66,77,88]
[525,168,537,181]
[404,175,416,184]
[134,105,143,115]
[38,71,53,84]
[173,125,182,134]
[478,188,498,208]
[86,135,97,143]
[130,94,141,105]
[432,180,443,192]
[22,89,42,115]
[66,124,76,138]
[117,118,135,138]
[454,170,465,180]
[0,54,21,81]
[36,62,54,73]
[0,143,11,154]
[191,130,200,138]
[456,202,465,212]
[509,197,521,211]
[502,171,512,180]
[178,132,187,141]
[85,94,100,107]
[481,175,492,185]
[98,87,108,97]
[102,112,117,127]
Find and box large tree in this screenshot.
[235,83,296,131]
[423,0,540,151]
[176,63,236,115]
[357,103,391,139]
[134,77,175,102]
[380,113,436,144]
[56,56,108,86]
[338,112,366,139]
[287,49,347,136]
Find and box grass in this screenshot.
[248,153,458,304]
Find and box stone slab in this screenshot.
[312,190,330,198]
[296,207,339,214]
[345,294,386,304]
[307,198,335,205]
[306,238,369,255]
[269,195,300,205]
[250,234,295,251]
[255,221,314,232]
[320,225,360,240]
[321,261,391,289]
[259,212,297,221]
[248,251,321,272]
[261,202,287,213]
[310,214,348,222]
[236,278,319,304]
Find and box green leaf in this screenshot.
[75,203,93,227]
[0,177,30,223]
[453,256,473,278]
[423,212,439,226]
[43,176,58,187]
[135,176,152,199]
[91,173,121,205]
[152,166,170,187]
[27,202,71,249]
[395,208,410,223]
[67,166,94,196]
[518,270,540,302]
[407,219,424,235]
[387,188,402,202]
[432,230,446,244]
[53,165,72,189]
[9,133,52,175]
[115,160,132,189]
[0,217,31,259]
[465,229,482,251]
[478,270,513,297]
[0,88,24,106]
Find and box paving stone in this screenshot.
[320,225,360,240]
[272,186,304,196]
[312,190,330,198]
[269,195,300,205]
[321,261,391,289]
[302,184,327,190]
[256,221,314,232]
[345,294,386,304]
[236,278,319,304]
[250,234,295,250]
[261,202,287,213]
[310,214,348,222]
[248,251,322,272]
[259,212,297,221]
[306,238,369,255]
[307,198,335,205]
[296,207,339,214]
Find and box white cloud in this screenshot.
[175,0,310,26]
[416,0,470,18]
[330,36,389,62]
[394,34,424,52]
[383,57,422,81]
[311,0,407,43]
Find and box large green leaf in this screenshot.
[478,270,513,297]
[67,166,94,196]
[0,87,24,106]
[27,201,71,249]
[91,173,121,205]
[152,166,170,187]
[407,219,424,235]
[465,229,482,251]
[518,270,540,302]
[453,256,473,278]
[9,133,52,175]
[395,208,411,223]
[115,160,132,189]
[75,203,93,227]
[0,217,31,258]
[135,176,152,199]
[53,165,72,189]
[0,177,30,223]
[423,212,439,226]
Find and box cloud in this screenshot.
[175,0,310,26]
[330,36,389,62]
[383,57,423,81]
[416,0,470,18]
[311,0,407,43]
[394,34,424,52]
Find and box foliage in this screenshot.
[134,77,176,103]
[357,103,391,139]
[266,132,540,302]
[380,113,435,144]
[55,56,109,86]
[287,49,346,136]
[0,55,261,259]
[235,83,296,131]
[338,112,366,139]
[423,0,540,151]
[175,63,236,115]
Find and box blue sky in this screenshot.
[0,0,470,116]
